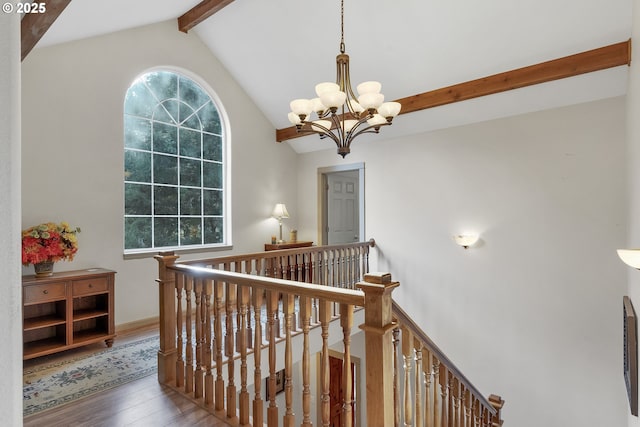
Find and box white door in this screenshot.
[327,171,359,244]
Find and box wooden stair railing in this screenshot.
[154,240,504,427]
[392,301,505,427]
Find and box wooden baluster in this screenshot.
[235,263,242,352]
[300,296,313,427]
[439,364,448,427]
[415,339,424,427]
[452,378,460,427]
[175,273,185,388]
[194,279,204,399]
[473,397,480,427]
[402,326,414,427]
[185,276,194,394]
[204,279,214,408]
[393,327,401,427]
[343,248,350,287]
[155,252,179,385]
[433,359,441,427]
[297,253,304,281]
[214,279,225,412]
[319,299,331,427]
[447,372,454,427]
[339,249,346,288]
[245,261,254,350]
[267,290,279,427]
[226,280,237,420]
[238,285,250,425]
[424,350,433,427]
[463,388,471,427]
[483,406,489,427]
[331,250,337,289]
[341,303,354,427]
[252,287,264,427]
[356,246,362,283]
[283,293,295,427]
[364,243,370,274]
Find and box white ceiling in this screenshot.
[37,0,633,152]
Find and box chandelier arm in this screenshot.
[329,113,348,149]
[300,120,342,146]
[346,121,392,145]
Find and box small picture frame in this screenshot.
[266,369,285,396]
[624,296,638,416]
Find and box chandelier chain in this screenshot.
[340,0,345,54]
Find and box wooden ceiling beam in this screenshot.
[178,0,234,33]
[21,0,72,61]
[276,40,631,142]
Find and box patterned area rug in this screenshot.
[23,336,159,417]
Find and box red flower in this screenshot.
[21,222,80,266]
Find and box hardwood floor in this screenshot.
[23,323,233,427]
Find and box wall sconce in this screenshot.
[272,203,289,243]
[618,249,640,269]
[454,234,479,249]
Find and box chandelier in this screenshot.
[287,0,401,158]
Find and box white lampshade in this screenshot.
[310,97,326,114]
[357,81,382,95]
[311,120,332,132]
[358,92,384,110]
[272,203,289,219]
[290,99,312,116]
[618,249,640,269]
[367,114,387,127]
[320,90,347,109]
[288,112,302,125]
[377,101,402,119]
[315,82,340,96]
[453,234,479,249]
[348,100,364,114]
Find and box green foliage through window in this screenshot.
[124,70,226,251]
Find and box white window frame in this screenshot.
[123,66,232,257]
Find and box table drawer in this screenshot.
[24,282,67,304]
[73,277,108,296]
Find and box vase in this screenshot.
[34,260,54,277]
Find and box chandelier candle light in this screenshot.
[287,0,401,158]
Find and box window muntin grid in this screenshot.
[124,70,226,252]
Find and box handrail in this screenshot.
[392,300,497,416]
[179,238,376,266]
[169,264,365,307]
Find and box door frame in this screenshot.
[318,162,365,245]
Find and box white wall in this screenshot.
[21,21,298,325]
[627,1,640,426]
[1,2,25,424]
[297,97,628,427]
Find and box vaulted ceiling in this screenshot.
[29,0,633,153]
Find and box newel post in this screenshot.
[155,251,179,384]
[357,272,400,427]
[489,394,505,426]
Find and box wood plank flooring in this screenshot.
[23,324,232,427]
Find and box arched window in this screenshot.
[123,70,229,253]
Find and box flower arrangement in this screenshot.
[22,222,81,266]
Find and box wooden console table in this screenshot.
[264,241,313,251]
[22,268,116,360]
